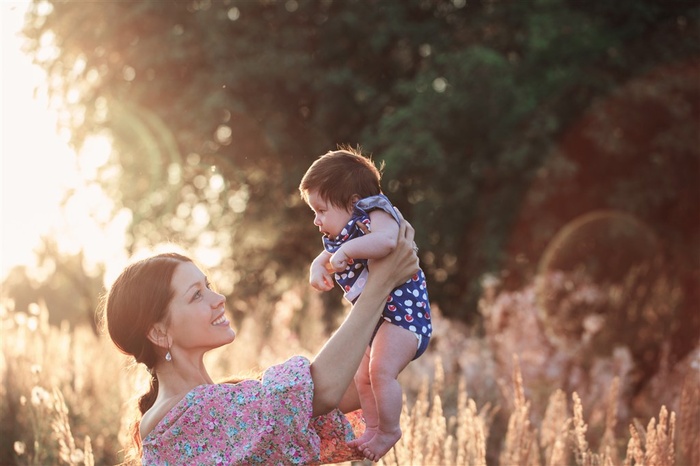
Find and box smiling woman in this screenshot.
[0,2,127,282]
[100,218,420,464]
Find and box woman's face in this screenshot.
[306,190,353,239]
[165,262,235,356]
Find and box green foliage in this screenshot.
[19,0,700,329]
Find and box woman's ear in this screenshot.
[147,323,171,350]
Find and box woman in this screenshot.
[102,214,419,465]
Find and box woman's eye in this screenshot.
[194,290,202,300]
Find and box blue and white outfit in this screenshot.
[323,194,432,359]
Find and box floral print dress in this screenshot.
[141,356,365,465]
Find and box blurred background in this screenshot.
[1,1,698,465]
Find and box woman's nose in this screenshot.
[211,290,225,307]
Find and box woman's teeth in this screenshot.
[212,315,227,325]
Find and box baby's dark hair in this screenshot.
[299,147,384,209]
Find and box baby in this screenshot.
[299,148,432,461]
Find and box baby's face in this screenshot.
[306,190,353,239]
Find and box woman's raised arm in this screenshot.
[310,212,419,416]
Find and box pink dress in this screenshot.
[141,356,365,465]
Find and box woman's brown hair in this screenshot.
[99,252,191,461]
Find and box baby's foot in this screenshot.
[347,427,376,449]
[360,427,402,462]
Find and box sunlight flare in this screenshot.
[1,2,126,281]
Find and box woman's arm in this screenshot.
[310,212,418,416]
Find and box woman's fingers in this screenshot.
[395,209,416,257]
[395,208,415,244]
[367,209,419,289]
[388,211,419,284]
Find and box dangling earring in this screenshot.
[165,349,172,362]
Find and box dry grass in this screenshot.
[380,361,494,466]
[1,283,697,466]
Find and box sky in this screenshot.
[1,1,126,282]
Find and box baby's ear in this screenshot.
[147,323,170,350]
[350,194,361,206]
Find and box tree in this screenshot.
[20,0,699,340]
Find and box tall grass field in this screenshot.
[1,278,698,466]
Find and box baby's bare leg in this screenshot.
[360,323,417,461]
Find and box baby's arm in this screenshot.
[329,210,399,272]
[310,250,335,291]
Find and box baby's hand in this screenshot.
[310,259,334,292]
[329,250,353,272]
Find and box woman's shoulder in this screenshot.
[140,391,190,439]
[140,357,312,439]
[141,382,244,437]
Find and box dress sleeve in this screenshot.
[312,409,366,464]
[141,355,364,465]
[259,356,365,464]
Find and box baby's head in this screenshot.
[299,147,383,210]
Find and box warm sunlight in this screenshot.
[1,1,127,281]
[1,2,697,465]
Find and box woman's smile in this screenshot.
[211,313,228,326]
